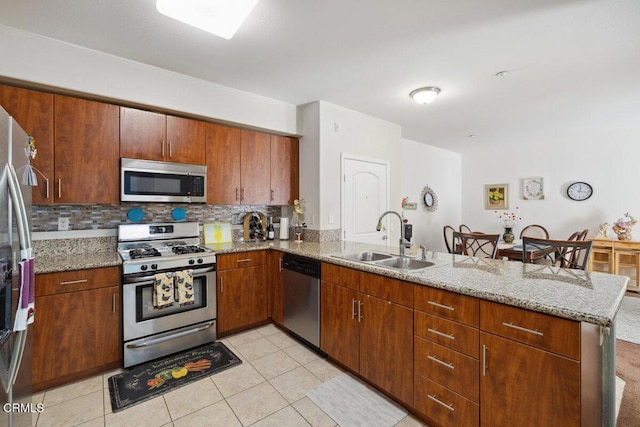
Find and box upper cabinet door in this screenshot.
[270,135,299,205]
[166,116,206,165]
[54,95,120,204]
[206,123,241,205]
[0,85,54,204]
[240,130,271,204]
[120,107,166,162]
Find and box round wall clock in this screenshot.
[567,181,593,201]
[421,185,438,212]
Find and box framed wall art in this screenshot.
[523,177,544,200]
[485,183,509,210]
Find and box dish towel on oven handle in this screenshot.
[153,272,175,309]
[175,269,194,306]
[14,257,35,331]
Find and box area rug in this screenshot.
[108,342,241,412]
[306,373,407,427]
[616,340,640,426]
[616,296,640,344]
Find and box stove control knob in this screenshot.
[140,265,148,271]
[197,258,204,264]
[151,264,158,270]
[189,259,195,265]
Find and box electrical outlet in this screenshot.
[58,217,70,231]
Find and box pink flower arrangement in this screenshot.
[495,207,522,228]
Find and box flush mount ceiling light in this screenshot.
[409,86,441,104]
[156,0,260,40]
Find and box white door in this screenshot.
[342,156,389,244]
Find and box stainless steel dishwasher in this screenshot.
[283,253,321,348]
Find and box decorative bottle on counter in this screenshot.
[267,217,275,240]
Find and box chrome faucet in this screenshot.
[376,210,406,257]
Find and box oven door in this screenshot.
[122,266,216,342]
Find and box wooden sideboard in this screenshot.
[589,238,640,292]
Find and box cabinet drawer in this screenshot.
[415,337,479,403]
[36,266,120,296]
[359,272,413,307]
[414,374,479,427]
[480,300,580,360]
[217,251,266,270]
[414,286,479,327]
[321,263,360,291]
[415,311,479,358]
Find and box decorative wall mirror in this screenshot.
[421,185,438,212]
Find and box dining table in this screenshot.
[496,240,549,262]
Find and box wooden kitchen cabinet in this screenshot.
[479,300,581,427]
[0,84,54,203]
[120,106,206,165]
[269,250,284,325]
[320,264,414,404]
[33,267,121,391]
[54,95,120,203]
[270,135,299,205]
[205,124,299,205]
[216,251,268,335]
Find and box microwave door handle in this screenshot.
[6,164,33,258]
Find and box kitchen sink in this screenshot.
[340,251,393,262]
[334,251,434,271]
[374,257,434,270]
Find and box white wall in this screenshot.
[460,126,640,240]
[401,139,462,252]
[0,24,298,135]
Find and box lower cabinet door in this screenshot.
[320,281,360,372]
[217,265,267,334]
[480,332,581,427]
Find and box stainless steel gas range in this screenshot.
[117,222,216,367]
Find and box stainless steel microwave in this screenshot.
[120,158,206,203]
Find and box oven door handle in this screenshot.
[125,321,216,349]
[123,266,216,284]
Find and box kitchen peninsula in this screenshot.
[35,239,627,427]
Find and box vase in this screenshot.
[503,227,515,244]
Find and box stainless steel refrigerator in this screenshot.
[0,106,34,427]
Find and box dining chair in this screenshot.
[522,237,594,270]
[452,231,500,259]
[519,224,550,240]
[459,224,472,233]
[443,225,456,254]
[567,231,581,241]
[577,228,588,241]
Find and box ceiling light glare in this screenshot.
[409,87,441,104]
[156,0,260,40]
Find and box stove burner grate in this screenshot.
[172,245,206,255]
[129,248,161,259]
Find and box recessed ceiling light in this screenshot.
[495,71,508,77]
[156,0,260,40]
[409,87,441,104]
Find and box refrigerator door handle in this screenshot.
[6,164,33,258]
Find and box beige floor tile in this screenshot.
[211,362,265,398]
[269,366,322,404]
[394,414,426,426]
[292,397,337,427]
[43,375,103,406]
[251,350,300,380]
[163,377,223,420]
[265,331,300,349]
[283,344,321,365]
[226,382,288,426]
[251,405,312,427]
[303,359,343,382]
[32,392,45,405]
[76,416,106,427]
[234,337,280,362]
[105,396,171,427]
[254,323,283,337]
[37,390,104,427]
[173,400,241,427]
[104,384,114,415]
[225,330,264,347]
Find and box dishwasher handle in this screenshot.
[282,253,321,278]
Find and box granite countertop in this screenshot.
[36,239,627,327]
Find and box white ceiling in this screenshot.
[1,0,639,152]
